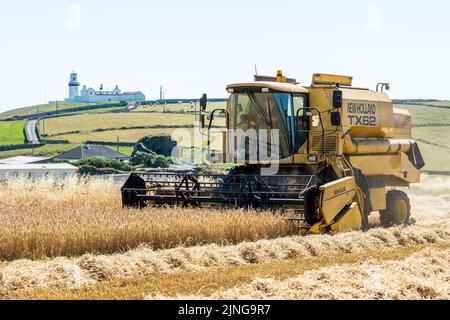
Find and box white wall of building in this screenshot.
[65,92,145,103]
[69,85,79,99]
[0,164,78,180]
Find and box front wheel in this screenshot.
[379,190,411,227]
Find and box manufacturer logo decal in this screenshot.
[347,102,378,127]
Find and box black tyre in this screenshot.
[380,190,411,227]
[353,168,371,230]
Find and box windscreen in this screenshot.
[230,91,294,161]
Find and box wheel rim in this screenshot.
[396,199,408,222]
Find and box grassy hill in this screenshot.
[0,102,84,120]
[0,101,226,158]
[38,102,227,152]
[0,101,126,120]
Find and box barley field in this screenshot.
[0,175,449,300]
[398,104,450,171]
[0,177,294,260]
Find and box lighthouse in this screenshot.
[68,71,79,99]
[64,71,145,103]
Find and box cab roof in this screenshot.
[226,81,309,94]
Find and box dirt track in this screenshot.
[24,119,40,144]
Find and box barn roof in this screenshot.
[55,145,129,161]
[0,163,77,170]
[0,156,50,165]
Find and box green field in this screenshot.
[40,112,199,135]
[0,120,25,145]
[39,103,227,148]
[0,101,223,121]
[395,104,450,126]
[54,128,180,143]
[131,102,226,113]
[0,102,227,159]
[417,101,450,107]
[394,104,450,171]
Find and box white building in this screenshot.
[65,72,146,103]
[0,163,78,180]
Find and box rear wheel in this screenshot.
[380,190,411,227]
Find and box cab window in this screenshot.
[293,94,309,151]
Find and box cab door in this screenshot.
[293,94,310,153]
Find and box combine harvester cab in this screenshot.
[122,71,425,234]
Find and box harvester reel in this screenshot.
[121,171,322,213]
[176,174,201,207]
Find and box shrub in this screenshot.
[131,147,171,168]
[78,165,122,176]
[75,157,132,172]
[132,135,176,157]
[131,151,152,166]
[152,155,170,168]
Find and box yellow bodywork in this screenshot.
[308,176,363,234]
[312,73,353,87]
[319,177,358,225]
[330,203,362,234]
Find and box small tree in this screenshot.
[152,155,170,168]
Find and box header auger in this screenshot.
[122,71,424,234]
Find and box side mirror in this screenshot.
[332,90,343,108]
[200,93,208,111]
[331,112,341,126]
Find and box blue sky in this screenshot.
[0,0,449,111]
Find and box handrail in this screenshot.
[296,107,326,155]
[207,108,230,158]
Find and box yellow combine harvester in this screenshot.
[122,71,424,234]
